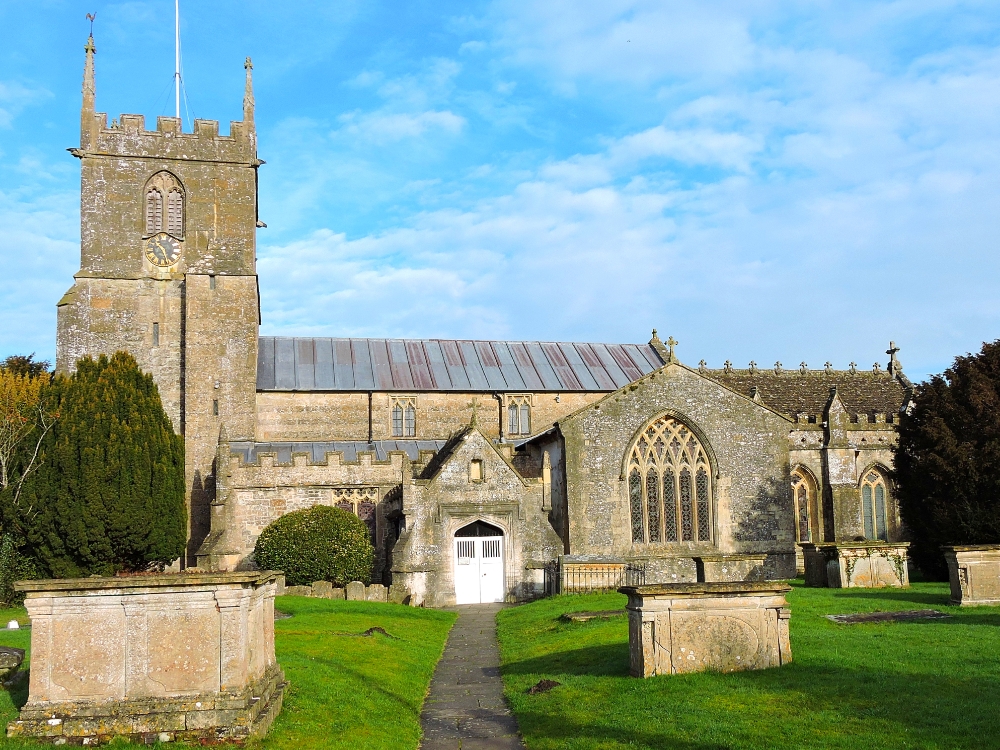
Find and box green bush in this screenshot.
[253,505,374,586]
[13,352,186,577]
[0,533,39,605]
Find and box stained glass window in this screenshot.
[696,467,710,541]
[861,470,890,541]
[629,469,644,543]
[662,472,677,542]
[646,469,661,542]
[626,415,712,544]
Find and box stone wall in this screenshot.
[559,362,797,578]
[254,390,602,442]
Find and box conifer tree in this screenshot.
[895,339,1000,578]
[16,352,186,576]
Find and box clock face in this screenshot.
[144,232,182,267]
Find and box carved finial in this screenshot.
[749,360,757,373]
[849,362,857,374]
[243,56,255,128]
[218,424,229,445]
[774,361,783,375]
[698,359,707,373]
[724,360,733,373]
[666,336,679,364]
[887,341,902,375]
[873,361,882,374]
[651,328,659,342]
[750,386,763,404]
[824,361,833,373]
[799,362,808,375]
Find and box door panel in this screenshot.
[454,539,479,605]
[453,535,504,604]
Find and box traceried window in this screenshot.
[626,415,713,545]
[790,468,819,543]
[391,397,416,437]
[507,395,532,436]
[860,469,889,541]
[144,171,184,237]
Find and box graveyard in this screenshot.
[0,580,995,749]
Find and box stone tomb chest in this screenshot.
[801,542,910,588]
[943,545,1000,606]
[7,571,285,745]
[619,582,792,678]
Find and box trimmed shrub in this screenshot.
[254,505,374,587]
[0,533,38,606]
[895,339,1000,578]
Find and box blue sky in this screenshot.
[2,1,1000,382]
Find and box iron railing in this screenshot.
[544,561,646,595]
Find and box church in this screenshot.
[55,38,911,606]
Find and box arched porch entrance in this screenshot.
[453,520,505,604]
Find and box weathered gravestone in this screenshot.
[346,581,366,601]
[619,582,792,677]
[7,571,285,745]
[312,580,333,598]
[0,647,24,682]
[331,587,346,600]
[366,584,387,602]
[943,545,1000,605]
[802,542,910,588]
[388,583,409,604]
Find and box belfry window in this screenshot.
[392,397,416,437]
[626,415,713,545]
[507,395,531,436]
[143,171,184,237]
[861,469,889,541]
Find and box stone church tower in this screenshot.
[56,36,261,561]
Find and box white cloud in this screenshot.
[338,110,466,142]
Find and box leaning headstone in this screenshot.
[366,584,387,603]
[312,581,333,598]
[388,583,408,604]
[331,587,346,600]
[285,585,313,597]
[345,581,366,601]
[0,647,25,681]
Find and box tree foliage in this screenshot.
[12,352,186,577]
[895,339,1000,577]
[1,354,51,379]
[254,505,374,587]
[0,358,56,512]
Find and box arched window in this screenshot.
[626,415,713,544]
[860,469,889,541]
[143,171,184,237]
[790,468,819,543]
[392,396,417,437]
[507,395,532,436]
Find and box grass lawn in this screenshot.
[497,581,1000,750]
[0,597,455,750]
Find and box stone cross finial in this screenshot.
[245,56,253,70]
[666,336,679,363]
[774,361,783,375]
[849,362,857,374]
[698,359,707,372]
[873,362,882,374]
[799,362,808,375]
[824,361,833,373]
[886,340,902,375]
[749,361,757,373]
[724,360,733,373]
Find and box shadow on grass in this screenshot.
[3,671,28,710]
[502,643,630,678]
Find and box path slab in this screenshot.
[420,604,524,749]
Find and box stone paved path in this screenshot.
[420,604,525,749]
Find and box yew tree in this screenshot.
[17,352,186,576]
[895,339,1000,577]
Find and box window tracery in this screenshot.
[507,395,532,436]
[790,468,819,543]
[626,415,713,545]
[860,469,889,541]
[392,397,416,437]
[143,171,184,237]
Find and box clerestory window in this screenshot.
[507,395,532,436]
[392,397,416,437]
[627,415,713,545]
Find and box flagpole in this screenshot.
[174,0,180,119]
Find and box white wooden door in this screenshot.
[453,536,504,604]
